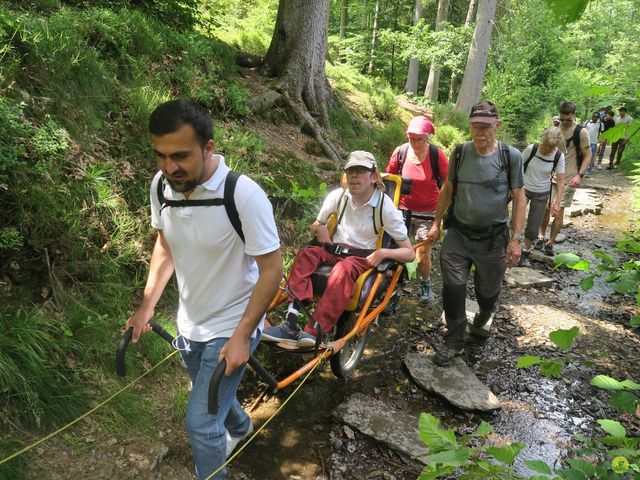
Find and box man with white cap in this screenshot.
[263,151,415,348]
[427,101,525,367]
[385,115,449,303]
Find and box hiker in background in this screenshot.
[519,127,566,267]
[385,116,449,303]
[596,110,616,169]
[608,106,634,169]
[126,99,283,480]
[427,102,525,367]
[262,151,415,348]
[582,112,603,176]
[536,101,590,256]
[552,116,561,127]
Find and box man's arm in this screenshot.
[552,174,565,216]
[367,237,415,267]
[219,248,283,375]
[506,186,526,267]
[125,230,175,343]
[426,178,453,242]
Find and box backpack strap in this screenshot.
[428,143,442,189]
[498,142,512,200]
[552,149,562,172]
[523,143,539,174]
[156,171,244,242]
[569,124,585,169]
[395,143,410,175]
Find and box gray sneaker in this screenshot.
[261,323,299,346]
[296,330,317,349]
[419,280,433,303]
[433,346,463,367]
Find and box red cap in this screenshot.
[406,116,435,135]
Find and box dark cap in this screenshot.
[619,106,628,112]
[469,101,500,124]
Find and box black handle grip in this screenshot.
[248,356,278,393]
[208,358,227,415]
[116,321,175,377]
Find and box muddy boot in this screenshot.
[469,310,494,340]
[433,346,463,367]
[518,249,531,267]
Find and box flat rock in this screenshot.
[334,393,428,463]
[404,353,501,411]
[529,249,554,265]
[505,267,553,288]
[566,188,602,217]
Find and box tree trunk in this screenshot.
[367,0,380,75]
[261,0,341,162]
[423,0,450,101]
[339,0,349,39]
[454,0,497,114]
[448,0,476,102]
[403,0,423,94]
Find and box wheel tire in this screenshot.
[330,310,370,378]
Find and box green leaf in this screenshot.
[593,250,616,265]
[540,360,564,378]
[554,252,581,268]
[590,375,624,390]
[636,292,640,307]
[555,467,588,480]
[549,326,579,350]
[613,272,640,294]
[418,413,457,450]
[583,85,613,96]
[609,391,639,414]
[620,380,640,390]
[517,355,543,368]
[601,124,627,143]
[597,419,626,437]
[579,275,595,291]
[486,442,525,465]
[631,315,640,326]
[567,459,597,477]
[471,421,493,437]
[570,260,591,271]
[524,460,553,475]
[544,0,591,24]
[427,447,472,467]
[605,272,621,282]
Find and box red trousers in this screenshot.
[287,245,371,335]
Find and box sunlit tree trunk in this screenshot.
[367,0,380,75]
[339,0,349,39]
[423,0,450,101]
[403,0,423,94]
[262,0,340,162]
[454,0,497,114]
[448,0,476,102]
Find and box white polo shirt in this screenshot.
[150,156,280,342]
[317,188,408,249]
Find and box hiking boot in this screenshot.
[226,422,254,457]
[469,311,494,339]
[433,346,463,367]
[296,330,317,349]
[419,280,433,303]
[533,237,545,251]
[543,243,555,256]
[261,323,299,346]
[518,249,531,267]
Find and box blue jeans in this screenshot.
[588,143,597,172]
[179,333,260,479]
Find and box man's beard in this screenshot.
[166,177,198,193]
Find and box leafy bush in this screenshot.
[433,124,465,156]
[0,227,22,251]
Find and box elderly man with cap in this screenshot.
[385,115,449,303]
[262,151,415,348]
[427,101,525,367]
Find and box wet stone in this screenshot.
[504,267,553,288]
[334,393,428,463]
[404,353,501,411]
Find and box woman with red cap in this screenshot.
[385,116,449,303]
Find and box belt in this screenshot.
[325,244,374,258]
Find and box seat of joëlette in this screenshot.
[308,173,410,312]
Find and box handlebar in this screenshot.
[116,321,174,377]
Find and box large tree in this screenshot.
[261,0,340,162]
[448,0,476,101]
[454,0,497,113]
[403,0,423,94]
[423,0,450,100]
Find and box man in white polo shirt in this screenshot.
[125,100,282,480]
[262,151,415,348]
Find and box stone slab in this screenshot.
[405,353,501,411]
[529,249,554,265]
[334,393,428,463]
[504,267,553,288]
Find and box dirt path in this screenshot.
[21,169,638,480]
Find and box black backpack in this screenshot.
[395,142,443,189]
[524,143,562,174]
[156,170,244,242]
[566,124,585,170]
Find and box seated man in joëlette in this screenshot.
[262,150,415,348]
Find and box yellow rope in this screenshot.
[205,354,327,480]
[0,350,178,466]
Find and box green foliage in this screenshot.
[433,124,466,156]
[517,327,579,378]
[590,375,640,415]
[0,227,22,251]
